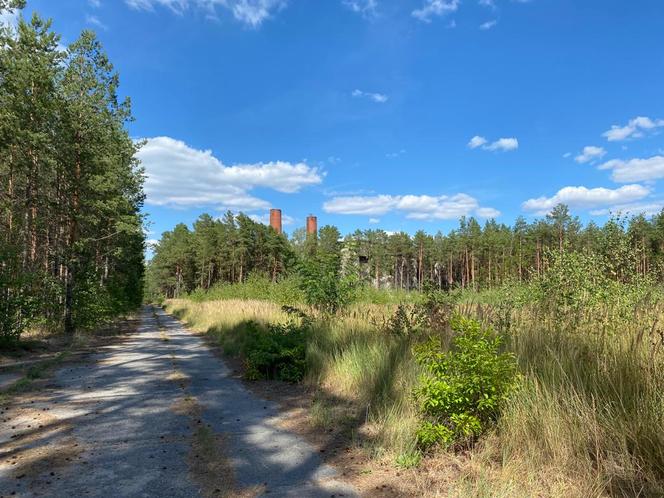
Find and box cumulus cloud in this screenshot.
[343,0,377,17]
[598,155,664,183]
[323,193,500,220]
[139,136,323,211]
[468,135,518,152]
[412,0,459,23]
[352,89,388,103]
[476,207,501,218]
[603,116,664,142]
[124,0,287,27]
[575,145,606,164]
[522,184,650,215]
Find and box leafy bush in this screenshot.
[413,315,519,450]
[298,254,357,315]
[532,249,654,326]
[381,285,459,337]
[243,311,309,382]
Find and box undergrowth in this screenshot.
[164,251,664,497]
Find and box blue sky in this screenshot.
[16,0,664,240]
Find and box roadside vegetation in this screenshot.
[0,1,145,348]
[155,207,664,497]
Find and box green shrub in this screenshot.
[382,285,460,337]
[413,315,519,450]
[298,254,357,315]
[243,313,309,382]
[531,249,655,328]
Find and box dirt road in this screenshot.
[0,306,356,497]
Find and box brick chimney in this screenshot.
[306,215,317,236]
[269,208,282,234]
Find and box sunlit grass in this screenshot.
[164,290,664,497]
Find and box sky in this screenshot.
[12,0,664,241]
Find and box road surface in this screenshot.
[0,306,356,498]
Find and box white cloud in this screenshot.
[486,137,518,151]
[89,0,102,7]
[599,155,664,183]
[603,116,664,142]
[412,0,459,23]
[86,15,108,30]
[139,136,323,211]
[468,135,488,149]
[124,0,286,27]
[352,89,388,103]
[468,135,518,152]
[324,193,500,220]
[343,0,377,17]
[479,0,496,8]
[563,152,572,158]
[589,201,664,217]
[476,207,501,218]
[522,184,650,214]
[479,19,497,30]
[574,145,606,164]
[324,194,395,215]
[368,218,380,224]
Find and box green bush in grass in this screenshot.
[413,315,519,450]
[243,313,309,382]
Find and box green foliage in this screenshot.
[0,12,144,335]
[147,212,296,300]
[298,253,357,315]
[0,0,26,10]
[413,315,519,450]
[395,451,422,469]
[187,273,305,305]
[0,247,36,346]
[384,304,420,337]
[243,312,309,382]
[382,285,460,337]
[532,248,655,326]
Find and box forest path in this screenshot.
[0,306,357,498]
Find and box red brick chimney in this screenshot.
[306,215,317,236]
[269,208,282,234]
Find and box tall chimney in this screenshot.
[270,208,282,234]
[306,215,317,236]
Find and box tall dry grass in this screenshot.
[163,293,664,497]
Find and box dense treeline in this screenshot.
[344,204,663,290]
[146,213,295,299]
[0,3,145,343]
[148,203,664,299]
